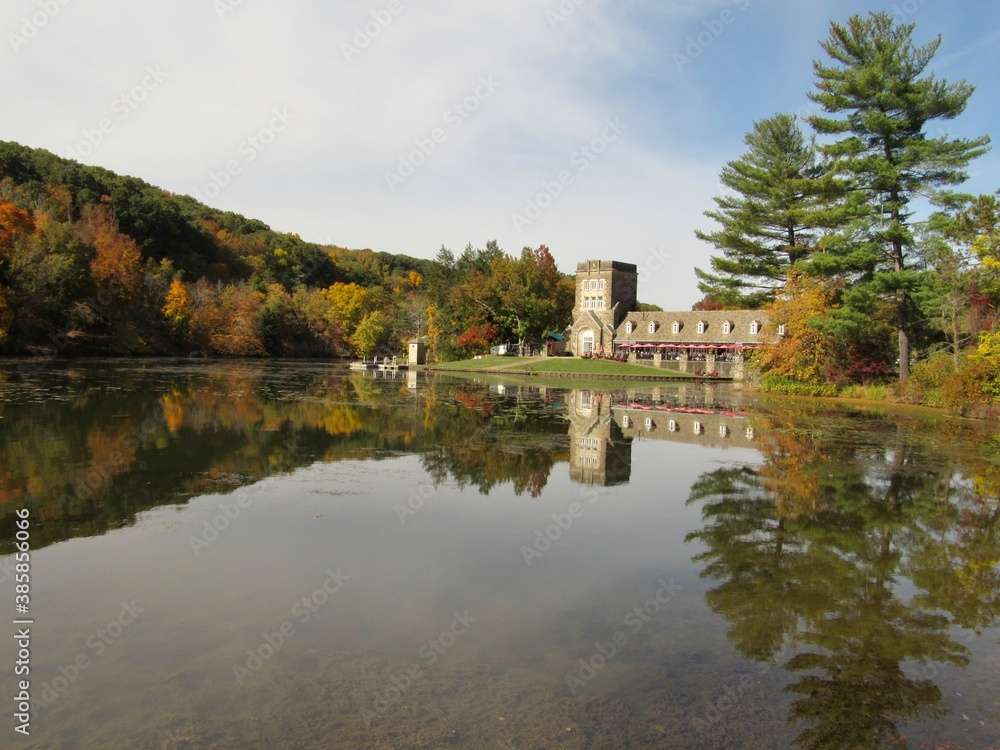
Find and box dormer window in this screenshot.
[672,321,682,334]
[625,321,634,334]
[697,320,708,334]
[749,320,762,335]
[778,324,786,336]
[722,320,733,335]
[648,322,657,334]
[622,415,631,429]
[693,421,704,435]
[645,418,655,431]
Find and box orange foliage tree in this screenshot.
[0,197,35,252]
[76,201,143,312]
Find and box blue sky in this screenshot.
[3,0,999,308]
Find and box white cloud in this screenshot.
[3,0,999,311]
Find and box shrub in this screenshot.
[895,352,954,405]
[759,373,839,397]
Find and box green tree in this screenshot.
[807,11,990,380]
[695,114,834,308]
[350,309,390,357]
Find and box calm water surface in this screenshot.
[1,360,998,749]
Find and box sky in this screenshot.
[3,0,1000,310]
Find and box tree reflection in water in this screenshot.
[686,408,1000,749]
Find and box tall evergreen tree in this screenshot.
[695,113,832,308]
[807,12,990,381]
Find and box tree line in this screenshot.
[694,12,999,414]
[0,141,572,361]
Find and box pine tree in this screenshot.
[807,11,990,380]
[695,113,833,308]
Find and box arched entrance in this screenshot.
[579,329,594,355]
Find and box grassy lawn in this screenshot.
[528,358,693,377]
[431,356,694,378]
[431,356,533,370]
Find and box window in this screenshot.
[778,324,786,336]
[719,424,729,437]
[672,321,682,334]
[597,298,604,310]
[649,322,656,334]
[697,320,707,334]
[668,420,678,432]
[622,415,631,429]
[625,321,634,334]
[693,421,704,435]
[722,321,733,335]
[599,280,605,290]
[645,418,654,431]
[580,330,594,355]
[750,320,761,335]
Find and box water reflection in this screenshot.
[1,361,998,748]
[0,361,752,551]
[686,407,1000,749]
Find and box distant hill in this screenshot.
[0,140,433,288]
[0,141,572,359]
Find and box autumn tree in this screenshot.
[807,11,990,380]
[350,310,390,357]
[162,278,192,335]
[0,196,34,250]
[466,245,572,355]
[76,201,144,311]
[753,270,844,387]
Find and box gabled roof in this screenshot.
[616,310,774,344]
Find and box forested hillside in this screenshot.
[0,141,573,359]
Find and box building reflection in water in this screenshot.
[566,385,757,486]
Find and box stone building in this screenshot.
[566,260,637,357]
[565,390,632,486]
[565,259,777,379]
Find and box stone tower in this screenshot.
[567,390,632,486]
[567,260,637,356]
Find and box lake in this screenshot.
[1,359,998,749]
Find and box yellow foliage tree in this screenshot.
[322,282,372,334]
[162,278,192,334]
[753,270,844,384]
